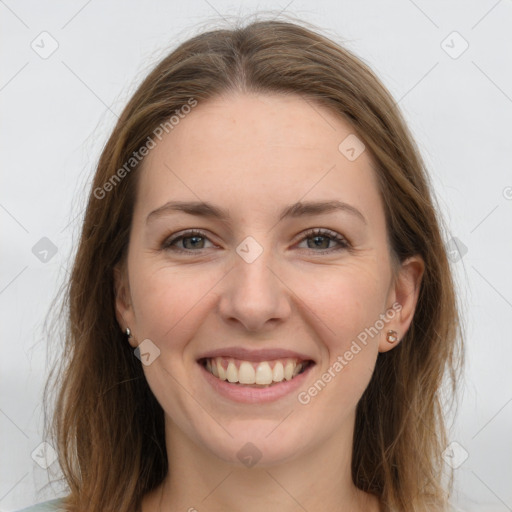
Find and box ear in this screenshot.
[113,263,137,348]
[379,254,425,353]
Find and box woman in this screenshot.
[19,16,464,512]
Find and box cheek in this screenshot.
[295,269,383,414]
[129,262,220,344]
[295,262,387,344]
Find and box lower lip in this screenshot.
[198,361,315,404]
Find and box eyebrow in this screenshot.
[146,199,367,225]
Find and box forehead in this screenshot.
[135,92,383,224]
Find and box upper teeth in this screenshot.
[205,357,307,385]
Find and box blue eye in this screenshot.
[297,228,350,252]
[161,230,213,252]
[161,228,350,254]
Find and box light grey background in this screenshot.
[1,1,511,511]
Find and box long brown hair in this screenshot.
[44,14,464,512]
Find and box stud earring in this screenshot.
[125,327,132,339]
[386,330,399,343]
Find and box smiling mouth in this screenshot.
[198,357,315,388]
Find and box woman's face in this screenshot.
[115,92,423,466]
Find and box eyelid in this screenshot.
[295,228,351,251]
[161,228,351,253]
[161,229,214,251]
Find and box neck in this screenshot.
[142,413,381,512]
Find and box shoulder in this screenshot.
[13,498,66,512]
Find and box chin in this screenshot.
[196,421,309,468]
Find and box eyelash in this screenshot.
[161,228,350,254]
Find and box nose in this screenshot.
[217,247,292,333]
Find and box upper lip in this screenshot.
[197,347,316,363]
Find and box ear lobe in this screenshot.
[379,255,425,353]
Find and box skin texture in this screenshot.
[114,92,424,512]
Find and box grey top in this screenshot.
[14,498,65,511]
